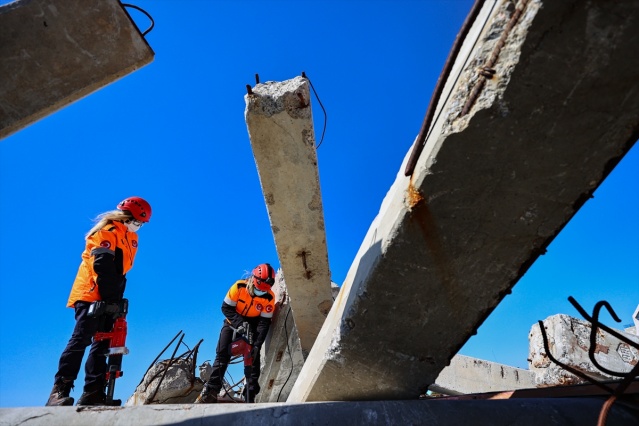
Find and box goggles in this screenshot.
[254,275,275,286]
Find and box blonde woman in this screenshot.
[46,197,151,406]
[196,263,276,404]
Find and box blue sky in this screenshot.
[1,0,637,407]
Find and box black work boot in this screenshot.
[194,384,218,404]
[45,378,74,406]
[77,385,106,406]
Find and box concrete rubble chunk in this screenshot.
[126,358,203,405]
[0,0,154,139]
[431,354,536,395]
[245,76,334,355]
[288,0,639,402]
[528,314,639,387]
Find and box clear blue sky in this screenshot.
[1,0,637,407]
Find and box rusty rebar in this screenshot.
[404,0,485,176]
[460,0,530,117]
[540,297,639,426]
[136,330,183,388]
[538,320,614,394]
[147,333,185,403]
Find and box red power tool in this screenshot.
[91,299,129,406]
[230,322,254,403]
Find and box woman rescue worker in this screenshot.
[45,196,152,407]
[195,263,277,404]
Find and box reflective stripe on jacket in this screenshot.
[223,280,275,319]
[66,221,138,307]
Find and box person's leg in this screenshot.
[196,323,233,403]
[245,348,261,403]
[47,302,98,406]
[77,315,114,405]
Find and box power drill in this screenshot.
[90,299,129,406]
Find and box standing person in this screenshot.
[196,263,277,404]
[45,197,152,406]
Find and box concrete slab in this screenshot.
[288,0,639,402]
[0,0,154,139]
[431,354,536,395]
[2,398,638,426]
[245,76,334,355]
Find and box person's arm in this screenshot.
[89,229,123,301]
[221,283,244,328]
[221,300,244,328]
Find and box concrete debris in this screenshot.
[528,314,639,387]
[126,358,203,405]
[431,354,536,395]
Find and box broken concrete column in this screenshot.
[245,76,334,356]
[0,0,154,139]
[529,314,639,387]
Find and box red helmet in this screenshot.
[117,196,152,222]
[252,263,275,291]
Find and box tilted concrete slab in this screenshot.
[0,0,154,139]
[431,354,536,396]
[288,0,639,402]
[245,77,334,355]
[2,398,638,426]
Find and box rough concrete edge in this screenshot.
[0,0,155,140]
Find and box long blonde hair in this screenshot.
[86,210,132,239]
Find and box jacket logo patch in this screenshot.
[132,240,138,248]
[100,241,111,249]
[265,305,273,313]
[255,303,264,311]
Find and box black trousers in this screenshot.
[206,322,262,398]
[54,301,114,392]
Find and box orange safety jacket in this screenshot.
[222,280,275,347]
[223,280,275,319]
[67,221,138,307]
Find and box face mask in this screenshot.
[254,288,267,296]
[125,222,141,233]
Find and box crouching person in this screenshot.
[196,263,276,403]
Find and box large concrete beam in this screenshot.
[0,0,154,139]
[289,0,639,401]
[245,77,334,355]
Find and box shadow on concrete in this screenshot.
[165,399,639,426]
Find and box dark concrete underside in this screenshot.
[0,0,154,139]
[1,398,637,426]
